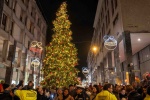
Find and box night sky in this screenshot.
[36,0,98,80]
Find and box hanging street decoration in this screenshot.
[29,41,43,54]
[82,67,89,76]
[103,35,117,50]
[31,58,40,67]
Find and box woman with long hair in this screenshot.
[90,85,100,100]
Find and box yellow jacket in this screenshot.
[95,90,117,100]
[144,94,150,100]
[15,90,37,100]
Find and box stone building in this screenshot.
[0,0,47,85]
[87,0,150,85]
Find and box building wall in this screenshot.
[0,0,47,85]
[88,0,150,84]
[120,0,150,32]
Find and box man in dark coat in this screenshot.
[22,81,34,90]
[74,85,90,100]
[0,83,12,100]
[37,86,47,100]
[126,85,142,100]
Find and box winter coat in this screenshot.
[95,90,117,100]
[127,91,142,100]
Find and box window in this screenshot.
[5,0,9,6]
[107,30,110,35]
[38,18,40,27]
[107,11,110,24]
[22,0,24,3]
[29,22,32,32]
[1,13,7,30]
[12,1,16,12]
[104,0,107,10]
[20,9,23,22]
[25,0,29,7]
[114,0,118,9]
[101,8,104,21]
[102,24,105,37]
[111,0,114,15]
[31,7,35,19]
[25,17,28,26]
[113,14,118,26]
[105,15,108,28]
[105,0,109,10]
[10,21,14,36]
[28,41,31,49]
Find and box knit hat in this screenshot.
[3,83,10,90]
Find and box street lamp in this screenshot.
[92,46,98,52]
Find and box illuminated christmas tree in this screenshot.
[41,2,79,88]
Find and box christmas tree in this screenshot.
[41,2,79,88]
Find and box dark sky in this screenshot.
[36,0,98,79]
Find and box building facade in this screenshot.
[88,0,150,85]
[0,0,47,86]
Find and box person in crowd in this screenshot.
[113,84,121,100]
[126,85,142,100]
[95,83,117,100]
[16,80,24,89]
[54,88,63,100]
[119,88,127,100]
[141,72,149,86]
[69,84,76,98]
[74,85,89,100]
[43,87,52,100]
[0,83,12,100]
[0,83,20,100]
[0,80,4,92]
[85,87,91,97]
[89,83,93,92]
[50,86,57,99]
[10,83,16,90]
[144,86,150,100]
[63,88,74,100]
[98,83,102,90]
[22,81,34,90]
[90,85,100,100]
[142,86,147,99]
[37,86,47,100]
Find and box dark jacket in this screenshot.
[128,91,142,100]
[113,91,119,100]
[0,91,12,100]
[119,93,127,100]
[74,92,90,100]
[37,92,47,100]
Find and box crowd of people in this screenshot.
[0,73,150,100]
